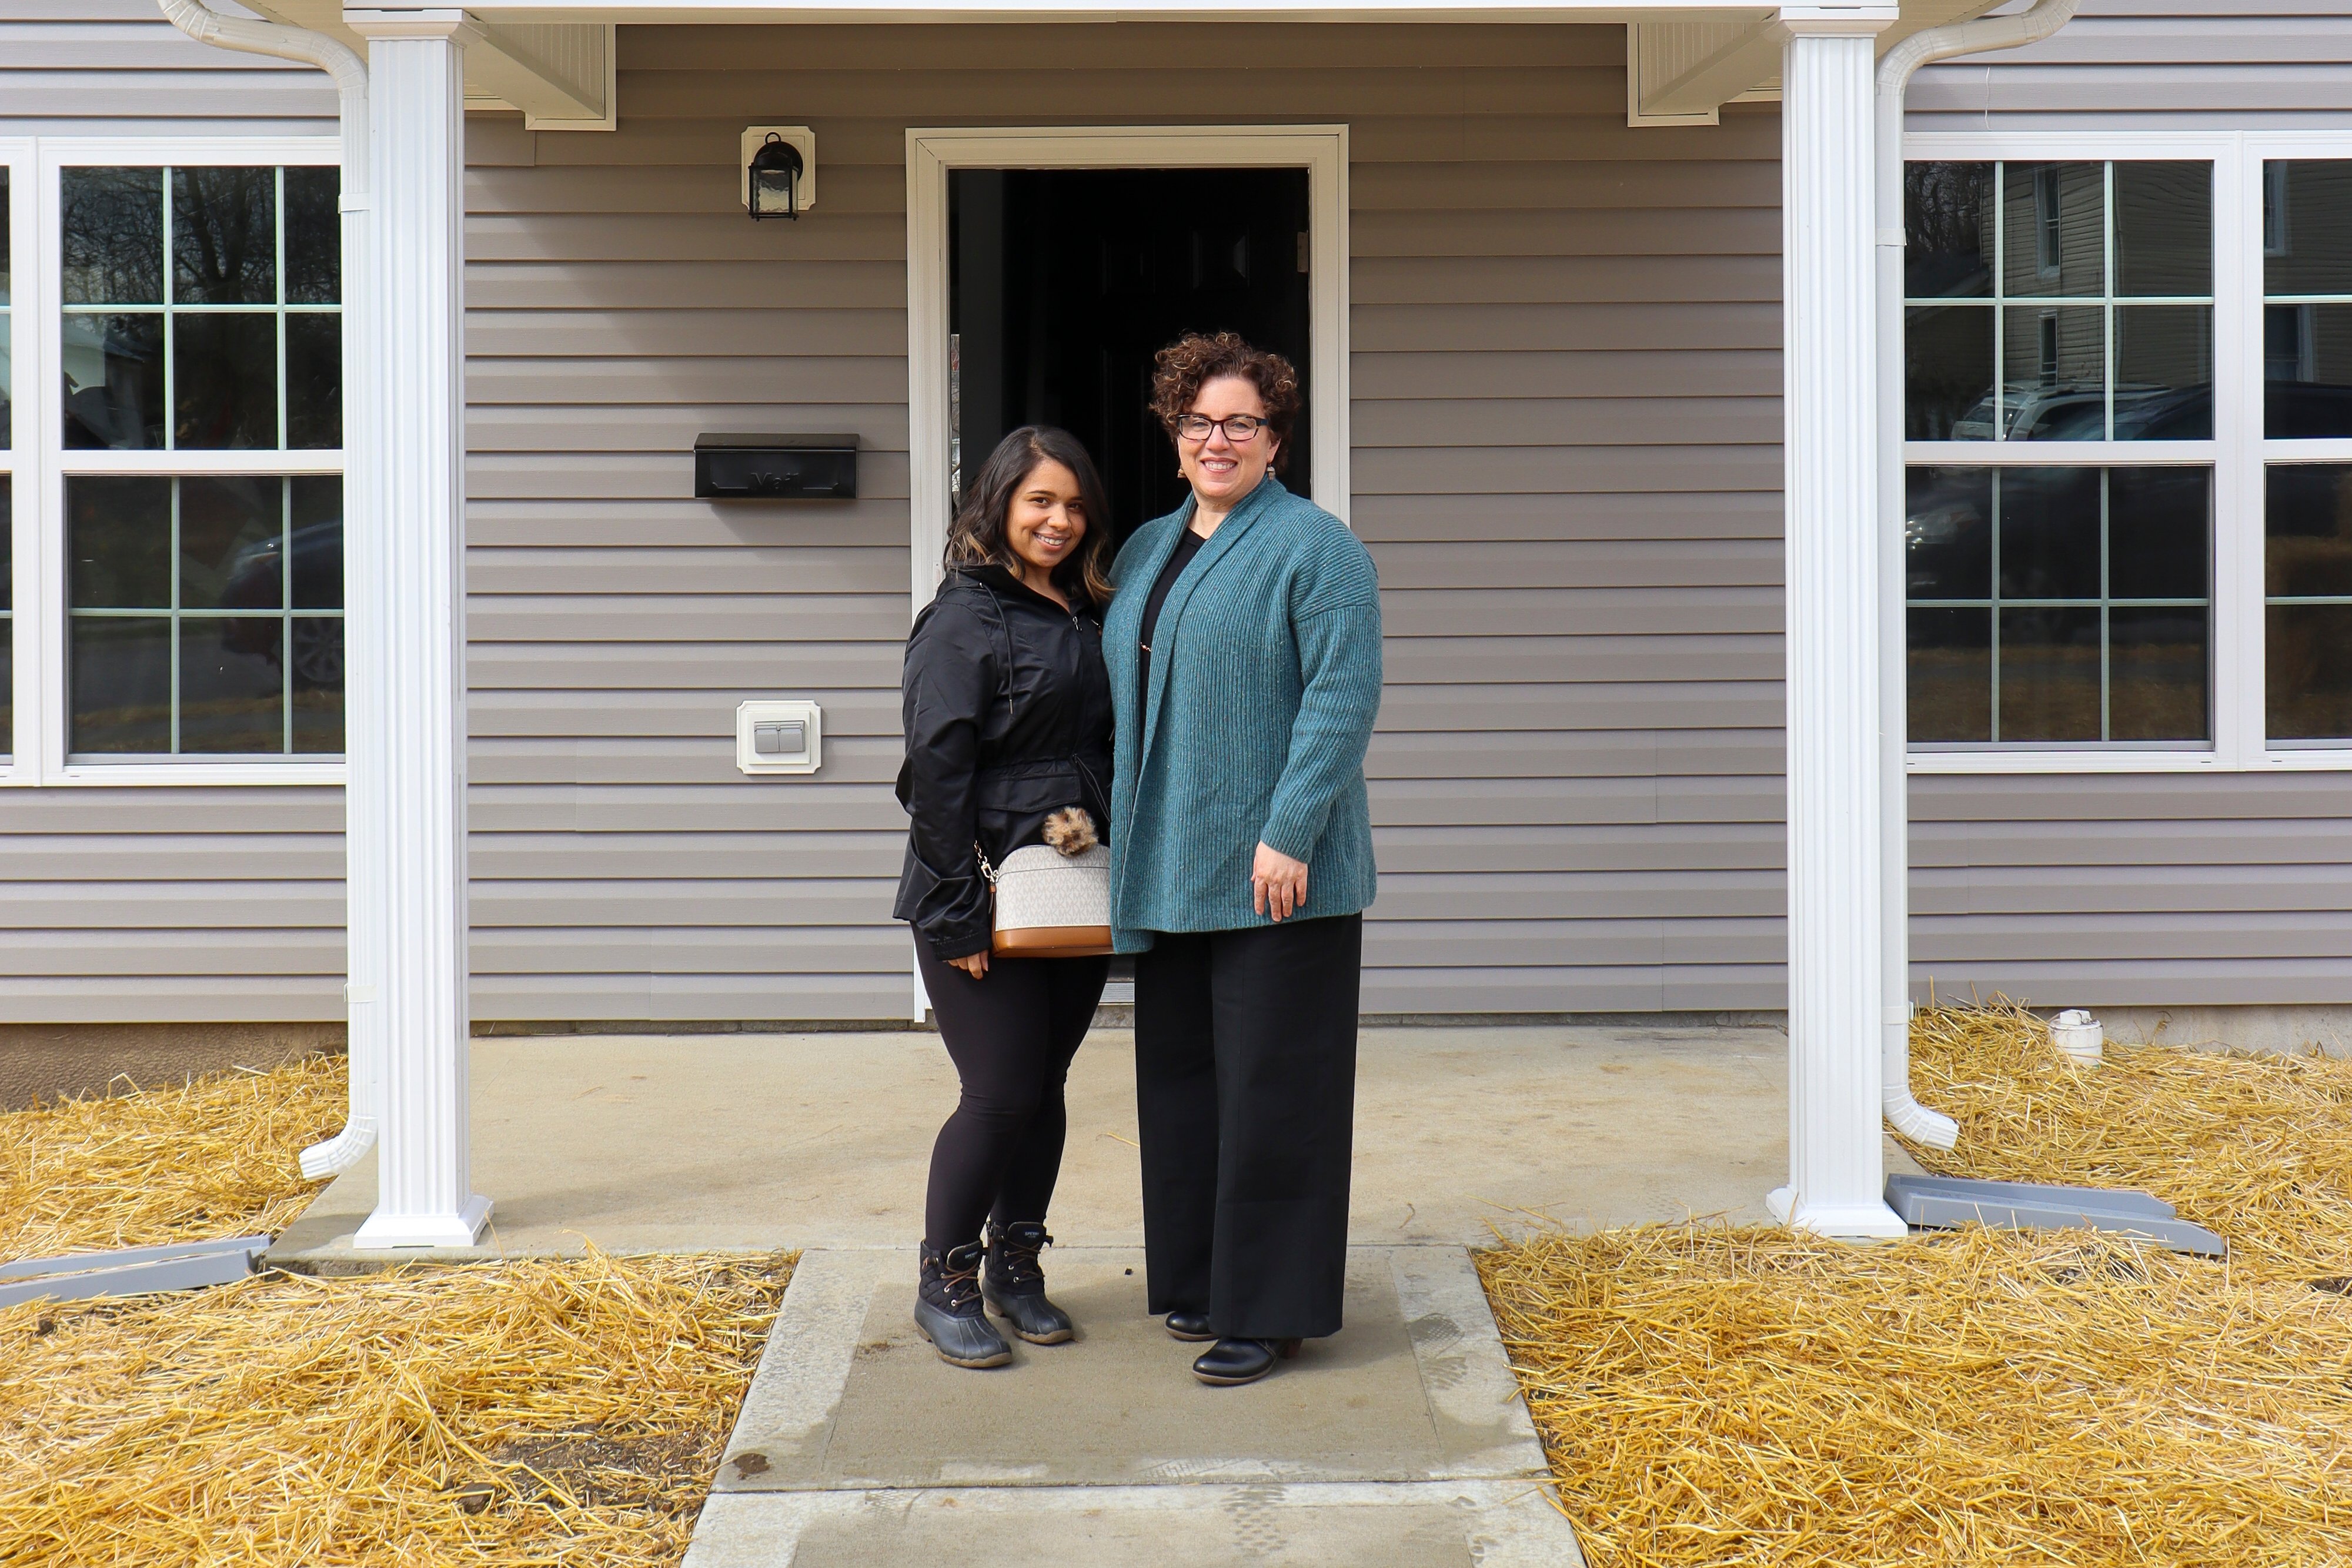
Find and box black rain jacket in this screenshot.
[894,564,1114,961]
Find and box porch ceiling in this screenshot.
[415,1,1925,28]
[305,0,1988,128]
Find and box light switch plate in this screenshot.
[737,699,822,775]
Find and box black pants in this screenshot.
[918,944,1110,1248]
[1134,913,1362,1341]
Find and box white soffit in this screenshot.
[1627,0,1997,126]
[259,2,614,127]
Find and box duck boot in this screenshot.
[915,1239,1013,1369]
[981,1220,1075,1345]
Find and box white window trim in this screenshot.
[16,135,345,787]
[1901,129,2352,775]
[902,124,1351,613]
[2,138,34,785]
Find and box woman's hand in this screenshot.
[1252,842,1309,922]
[950,950,990,978]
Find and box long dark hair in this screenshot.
[944,426,1116,606]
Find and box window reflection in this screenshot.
[2266,463,2352,741]
[1906,161,2213,443]
[171,168,275,305]
[283,167,340,305]
[59,165,341,453]
[1904,162,1992,299]
[61,313,163,449]
[2115,163,2213,297]
[1907,466,2212,746]
[2264,162,2352,439]
[64,476,345,756]
[2003,163,2103,297]
[172,313,278,449]
[60,168,162,305]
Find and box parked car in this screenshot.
[216,521,344,688]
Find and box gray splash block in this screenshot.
[0,1233,271,1281]
[682,1481,1585,1568]
[716,1246,1549,1492]
[1886,1174,2227,1256]
[0,1235,268,1308]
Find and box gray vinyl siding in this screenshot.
[1903,2,2352,1010]
[459,21,1790,1019]
[0,0,336,133]
[1,7,2345,1025]
[0,2,339,1024]
[1908,0,2352,132]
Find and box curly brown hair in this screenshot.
[1147,332,1302,474]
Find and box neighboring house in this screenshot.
[0,0,2345,1241]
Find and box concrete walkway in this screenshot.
[273,1022,1803,1265]
[269,1022,1909,1564]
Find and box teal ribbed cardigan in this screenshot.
[1102,476,1384,951]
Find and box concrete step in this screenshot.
[685,1245,1585,1567]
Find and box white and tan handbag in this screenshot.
[977,835,1114,958]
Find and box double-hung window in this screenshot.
[5,139,344,784]
[1903,135,2352,772]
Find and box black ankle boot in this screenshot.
[1190,1336,1301,1387]
[981,1220,1074,1345]
[916,1240,1013,1368]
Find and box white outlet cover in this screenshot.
[737,699,822,775]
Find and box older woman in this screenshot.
[1103,332,1383,1388]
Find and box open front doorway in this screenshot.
[906,125,1350,656]
[948,168,1312,546]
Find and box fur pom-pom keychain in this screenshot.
[1041,807,1100,857]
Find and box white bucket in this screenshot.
[2050,1009,2103,1067]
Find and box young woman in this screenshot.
[894,426,1118,1369]
[1104,333,1383,1388]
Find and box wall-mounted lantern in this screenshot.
[741,126,817,220]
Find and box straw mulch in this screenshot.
[1902,999,2352,1286]
[0,1252,791,1566]
[0,1052,346,1261]
[1479,1005,2352,1567]
[0,1059,795,1567]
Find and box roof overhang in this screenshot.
[268,1,616,127]
[1627,0,2000,125]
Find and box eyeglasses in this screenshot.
[1173,413,1269,443]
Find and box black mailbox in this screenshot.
[695,433,858,500]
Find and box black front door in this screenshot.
[950,166,1313,549]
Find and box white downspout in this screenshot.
[1876,0,2080,1150]
[156,0,380,1179]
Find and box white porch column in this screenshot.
[347,7,489,1248]
[1769,5,1906,1240]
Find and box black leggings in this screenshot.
[918,944,1110,1248]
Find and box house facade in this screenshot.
[0,0,2346,1240]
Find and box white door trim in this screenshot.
[901,124,1349,1021]
[903,123,1352,616]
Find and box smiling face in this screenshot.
[1176,375,1279,513]
[1004,458,1088,584]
